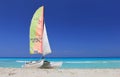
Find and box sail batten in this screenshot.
[30,6,51,55]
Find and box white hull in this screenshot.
[23,60,62,69]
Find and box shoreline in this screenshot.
[0,68,120,77]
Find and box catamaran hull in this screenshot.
[23,61,63,69]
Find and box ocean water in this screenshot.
[0,57,120,69]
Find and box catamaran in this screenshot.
[23,6,62,68]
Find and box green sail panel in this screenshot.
[30,6,44,54]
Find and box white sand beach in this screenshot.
[0,68,120,77]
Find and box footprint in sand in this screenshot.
[8,72,16,76]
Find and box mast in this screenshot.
[42,6,45,59]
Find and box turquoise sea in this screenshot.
[0,57,120,69]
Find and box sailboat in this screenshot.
[23,6,62,68]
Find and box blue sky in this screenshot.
[0,0,120,57]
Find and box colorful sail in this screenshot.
[30,6,51,55]
[30,6,44,54]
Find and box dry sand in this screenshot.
[0,68,120,77]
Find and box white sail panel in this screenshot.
[42,23,51,56]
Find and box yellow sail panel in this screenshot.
[30,6,44,54]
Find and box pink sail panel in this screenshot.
[33,6,44,54]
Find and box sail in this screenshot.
[42,23,51,56]
[30,6,44,54]
[30,6,51,56]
